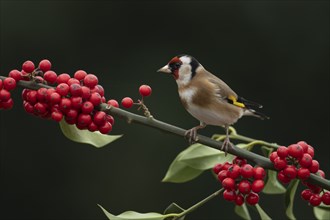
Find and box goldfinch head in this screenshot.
[158,54,201,85]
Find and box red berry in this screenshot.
[106,115,115,125]
[83,74,98,88]
[316,170,325,178]
[91,85,105,97]
[98,122,112,134]
[288,144,304,159]
[56,83,70,96]
[233,156,247,166]
[93,111,107,126]
[223,189,236,201]
[240,164,254,178]
[49,92,61,105]
[45,88,55,100]
[283,165,297,180]
[213,164,223,174]
[217,170,228,182]
[59,98,71,113]
[65,109,78,120]
[299,153,313,168]
[57,73,71,84]
[23,101,34,113]
[38,59,52,72]
[26,90,37,104]
[71,96,83,110]
[139,85,152,97]
[0,79,2,90]
[246,192,259,205]
[222,177,236,190]
[277,146,288,158]
[309,160,319,173]
[309,194,322,206]
[36,88,48,102]
[51,111,63,122]
[235,194,244,206]
[297,141,309,153]
[253,167,266,180]
[227,164,241,179]
[43,71,57,84]
[22,60,35,73]
[121,97,134,108]
[77,113,92,128]
[1,98,14,110]
[107,99,119,108]
[3,77,16,91]
[238,180,251,194]
[269,151,279,162]
[322,192,330,205]
[81,86,91,99]
[74,70,87,81]
[307,145,314,158]
[65,116,76,125]
[0,89,11,102]
[274,157,287,170]
[81,101,94,114]
[301,189,313,201]
[221,162,231,171]
[8,70,22,82]
[34,102,47,115]
[67,78,80,86]
[297,167,310,180]
[251,180,264,193]
[89,92,102,106]
[277,170,291,184]
[88,122,98,132]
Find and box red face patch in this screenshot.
[168,56,181,65]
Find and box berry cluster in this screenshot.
[2,59,117,134]
[0,76,16,109]
[213,157,266,206]
[270,141,327,206]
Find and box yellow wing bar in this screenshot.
[228,95,245,108]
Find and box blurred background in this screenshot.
[0,1,329,219]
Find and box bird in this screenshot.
[157,54,269,154]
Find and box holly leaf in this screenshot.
[235,204,251,220]
[255,204,272,220]
[285,179,299,220]
[263,170,286,194]
[98,205,166,220]
[59,120,122,148]
[178,143,248,170]
[162,144,203,183]
[164,203,185,220]
[313,203,330,220]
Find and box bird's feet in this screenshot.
[220,136,233,156]
[185,127,199,144]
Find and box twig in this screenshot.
[1,75,329,190]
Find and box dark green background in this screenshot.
[0,1,329,219]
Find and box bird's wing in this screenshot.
[205,70,263,109]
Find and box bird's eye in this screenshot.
[175,63,181,68]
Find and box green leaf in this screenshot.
[314,203,330,220]
[98,204,166,220]
[235,204,251,220]
[59,120,122,148]
[162,145,203,183]
[179,143,248,170]
[263,170,286,194]
[285,179,299,220]
[255,204,272,220]
[164,203,185,220]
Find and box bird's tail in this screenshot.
[237,96,270,120]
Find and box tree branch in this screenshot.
[1,75,329,190]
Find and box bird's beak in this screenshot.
[157,65,171,74]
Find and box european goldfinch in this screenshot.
[157,54,269,153]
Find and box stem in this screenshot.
[166,188,224,219]
[1,75,329,191]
